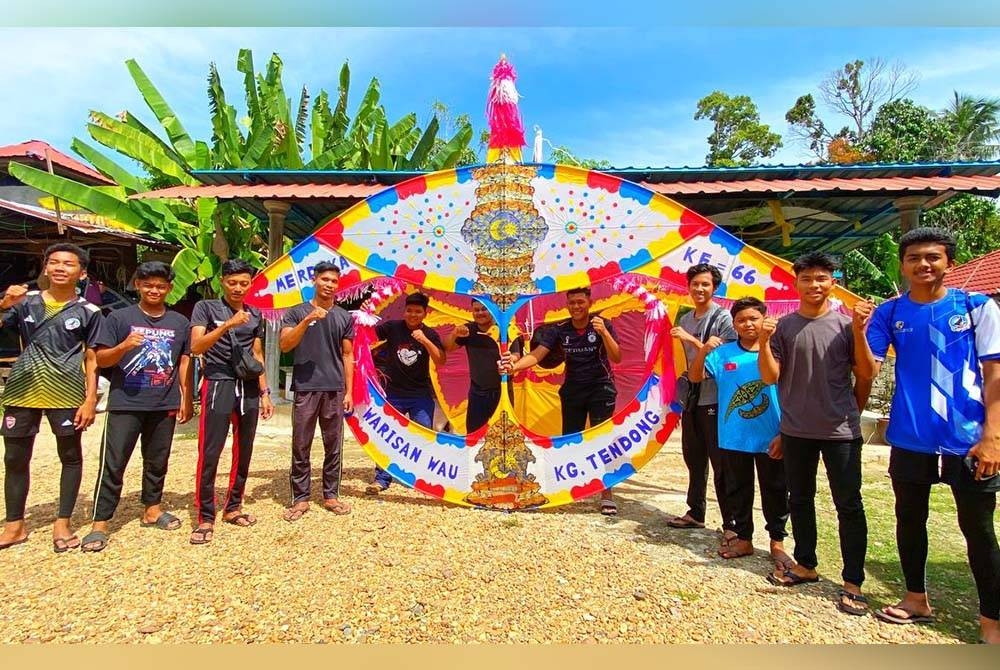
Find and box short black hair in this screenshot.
[221,258,256,278]
[313,261,341,277]
[134,261,174,282]
[405,292,429,308]
[730,297,767,318]
[792,252,838,276]
[566,287,591,298]
[44,243,89,269]
[686,263,722,288]
[898,226,957,262]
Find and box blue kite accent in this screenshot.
[455,278,475,293]
[536,164,555,179]
[534,276,556,293]
[366,254,399,276]
[620,248,653,271]
[603,463,636,487]
[289,236,320,263]
[435,432,467,449]
[300,285,315,301]
[455,167,474,183]
[618,182,653,205]
[550,432,584,449]
[367,188,400,213]
[387,463,416,487]
[709,227,744,255]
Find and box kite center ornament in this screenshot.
[246,54,809,511]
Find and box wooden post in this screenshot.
[893,196,930,234]
[262,200,291,403]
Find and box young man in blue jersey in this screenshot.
[688,297,789,569]
[857,227,1000,643]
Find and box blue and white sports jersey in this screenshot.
[867,289,1000,456]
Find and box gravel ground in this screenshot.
[0,409,960,644]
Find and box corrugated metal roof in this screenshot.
[944,248,1000,296]
[0,140,115,186]
[0,198,168,246]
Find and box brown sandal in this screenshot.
[282,506,309,522]
[323,499,352,515]
[667,514,705,529]
[718,538,754,559]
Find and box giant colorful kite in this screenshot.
[246,56,859,510]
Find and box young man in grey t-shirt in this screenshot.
[668,264,737,543]
[279,261,355,520]
[758,252,875,617]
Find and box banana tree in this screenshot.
[11,49,475,301]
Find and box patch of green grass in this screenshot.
[498,514,522,528]
[812,463,998,643]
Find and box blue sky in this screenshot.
[4,27,1000,170]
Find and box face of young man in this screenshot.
[901,242,953,288]
[135,276,171,309]
[733,308,763,342]
[794,267,835,307]
[687,272,716,307]
[404,304,427,329]
[221,272,253,303]
[471,301,493,329]
[566,292,591,322]
[313,270,340,302]
[44,251,85,289]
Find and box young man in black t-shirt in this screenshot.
[444,299,522,433]
[506,287,622,514]
[81,261,193,552]
[0,243,103,553]
[365,292,445,494]
[279,262,355,520]
[188,259,274,545]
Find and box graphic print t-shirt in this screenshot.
[96,305,191,411]
[375,319,443,399]
[0,292,103,409]
[703,342,781,454]
[190,299,265,383]
[867,289,1000,456]
[539,317,617,387]
[281,302,355,392]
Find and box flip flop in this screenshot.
[81,530,110,553]
[323,499,352,515]
[52,535,80,554]
[766,570,820,587]
[140,512,181,531]
[0,536,29,550]
[189,527,214,545]
[718,539,754,559]
[837,589,869,616]
[667,515,705,529]
[600,500,618,517]
[874,606,935,625]
[223,513,257,527]
[770,550,796,573]
[283,506,309,522]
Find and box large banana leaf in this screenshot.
[310,90,332,158]
[126,59,198,165]
[69,139,143,191]
[88,124,198,186]
[294,85,310,153]
[402,116,439,169]
[429,123,474,170]
[117,111,191,167]
[330,62,351,143]
[9,163,149,230]
[207,62,243,167]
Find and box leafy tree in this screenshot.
[864,98,953,162]
[694,91,782,167]
[10,50,474,301]
[843,232,901,299]
[786,58,917,162]
[546,145,612,170]
[924,194,1000,263]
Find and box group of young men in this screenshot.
[0,227,998,642]
[666,228,999,643]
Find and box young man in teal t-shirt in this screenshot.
[689,297,789,569]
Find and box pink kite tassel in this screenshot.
[486,54,525,162]
[351,312,379,408]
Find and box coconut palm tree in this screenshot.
[941,91,1000,160]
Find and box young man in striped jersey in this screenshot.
[0,243,103,553]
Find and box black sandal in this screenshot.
[81,530,110,553]
[224,513,257,527]
[189,527,214,545]
[837,589,869,616]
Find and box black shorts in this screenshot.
[889,446,1000,493]
[0,406,79,438]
